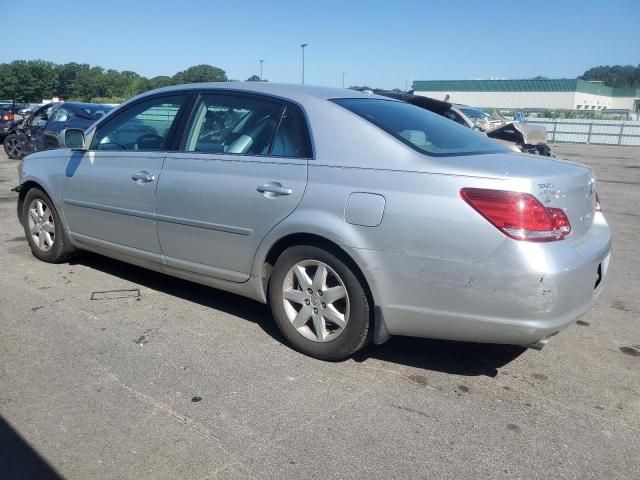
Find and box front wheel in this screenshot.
[269,245,372,360]
[3,133,24,159]
[21,188,74,263]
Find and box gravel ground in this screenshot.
[0,144,639,479]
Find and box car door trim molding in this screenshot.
[155,214,252,236]
[63,198,252,236]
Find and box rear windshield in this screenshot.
[459,107,489,120]
[333,98,506,157]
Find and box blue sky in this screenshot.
[3,0,639,89]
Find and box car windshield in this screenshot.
[333,98,507,157]
[459,107,490,120]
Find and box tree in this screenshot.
[246,75,262,81]
[0,60,57,102]
[147,75,174,90]
[72,66,108,101]
[580,65,640,88]
[173,64,227,84]
[0,59,229,103]
[55,62,90,99]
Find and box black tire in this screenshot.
[269,245,372,361]
[21,187,74,263]
[4,133,24,160]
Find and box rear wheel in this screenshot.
[269,245,371,360]
[21,188,73,263]
[4,133,24,159]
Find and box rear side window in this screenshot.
[271,106,307,158]
[333,98,507,157]
[184,94,283,156]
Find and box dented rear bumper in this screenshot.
[350,213,611,348]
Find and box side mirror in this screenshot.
[62,128,86,150]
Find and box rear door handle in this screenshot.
[131,170,155,184]
[257,182,292,197]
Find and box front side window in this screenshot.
[184,94,284,155]
[333,98,507,157]
[91,95,186,151]
[51,107,73,122]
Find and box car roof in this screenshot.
[136,82,391,104]
[61,102,112,109]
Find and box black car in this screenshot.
[3,102,113,159]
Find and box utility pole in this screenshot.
[301,43,308,84]
[341,72,346,88]
[260,59,264,81]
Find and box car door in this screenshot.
[155,91,310,282]
[44,105,73,149]
[27,104,54,152]
[62,93,192,262]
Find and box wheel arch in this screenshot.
[16,180,51,226]
[257,231,390,344]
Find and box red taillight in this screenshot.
[595,193,601,212]
[460,188,571,242]
[1,113,13,121]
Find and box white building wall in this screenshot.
[414,90,639,110]
[610,96,638,110]
[414,91,575,109]
[572,92,613,110]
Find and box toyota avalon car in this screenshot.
[14,83,611,360]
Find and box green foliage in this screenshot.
[0,60,57,102]
[173,64,227,84]
[246,75,262,81]
[0,60,228,104]
[580,65,640,88]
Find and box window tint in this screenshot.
[51,107,72,122]
[271,106,307,157]
[184,94,283,155]
[459,107,489,120]
[91,95,186,151]
[333,98,507,157]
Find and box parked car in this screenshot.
[370,90,553,156]
[3,103,55,159]
[14,83,611,360]
[0,101,30,141]
[1,107,17,142]
[3,102,113,159]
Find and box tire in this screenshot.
[21,187,74,263]
[269,245,372,360]
[4,133,24,160]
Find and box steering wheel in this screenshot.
[135,133,164,148]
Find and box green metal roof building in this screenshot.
[412,79,640,112]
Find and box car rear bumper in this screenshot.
[350,213,612,347]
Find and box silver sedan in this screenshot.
[15,83,611,360]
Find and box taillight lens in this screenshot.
[595,193,601,212]
[1,113,13,121]
[460,188,571,242]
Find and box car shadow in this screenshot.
[72,252,525,377]
[354,337,526,377]
[0,415,64,480]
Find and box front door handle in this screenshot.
[257,182,292,197]
[131,171,155,184]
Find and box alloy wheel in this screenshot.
[27,198,56,252]
[282,260,350,342]
[5,136,23,158]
